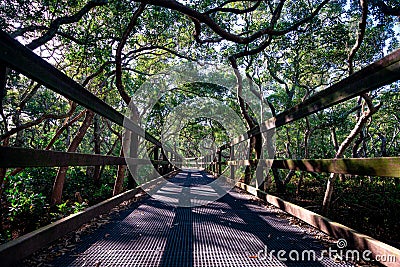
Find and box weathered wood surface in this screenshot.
[229,48,400,146]
[234,180,400,267]
[274,48,400,127]
[0,30,161,147]
[227,157,400,177]
[0,147,174,167]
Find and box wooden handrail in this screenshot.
[0,30,162,147]
[227,48,400,146]
[226,157,400,177]
[0,147,173,167]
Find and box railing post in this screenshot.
[215,151,218,175]
[230,145,235,180]
[128,130,138,188]
[154,146,159,174]
[166,151,170,173]
[170,153,174,171]
[256,161,263,190]
[218,149,222,176]
[212,153,216,175]
[171,153,173,172]
[161,148,166,174]
[212,153,216,174]
[177,155,181,170]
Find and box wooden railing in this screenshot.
[0,30,180,264]
[0,30,179,174]
[205,48,400,179]
[202,48,400,267]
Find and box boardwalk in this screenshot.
[44,171,353,267]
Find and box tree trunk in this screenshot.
[378,133,387,157]
[322,96,380,214]
[229,61,261,186]
[161,149,168,175]
[113,145,126,196]
[331,127,339,152]
[272,167,285,193]
[113,5,145,190]
[297,117,311,194]
[92,114,101,186]
[99,135,121,180]
[332,127,346,182]
[153,146,160,176]
[322,0,369,210]
[126,145,138,188]
[126,105,139,189]
[50,110,94,206]
[347,0,368,75]
[12,111,24,147]
[244,136,255,184]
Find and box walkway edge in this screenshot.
[0,173,175,267]
[233,180,400,267]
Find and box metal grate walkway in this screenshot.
[50,171,353,266]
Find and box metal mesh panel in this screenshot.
[50,171,354,267]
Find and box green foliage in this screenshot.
[4,174,48,227]
[92,184,113,200]
[50,200,88,221]
[0,166,118,243]
[7,185,46,223]
[56,201,70,214]
[72,201,88,213]
[55,200,88,215]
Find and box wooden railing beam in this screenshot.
[0,147,175,168]
[230,49,400,146]
[227,157,400,178]
[0,31,162,147]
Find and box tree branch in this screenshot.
[205,0,261,15]
[115,3,146,105]
[26,0,108,50]
[0,103,76,141]
[348,0,368,75]
[133,0,330,44]
[124,45,198,62]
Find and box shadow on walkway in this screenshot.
[49,171,352,267]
